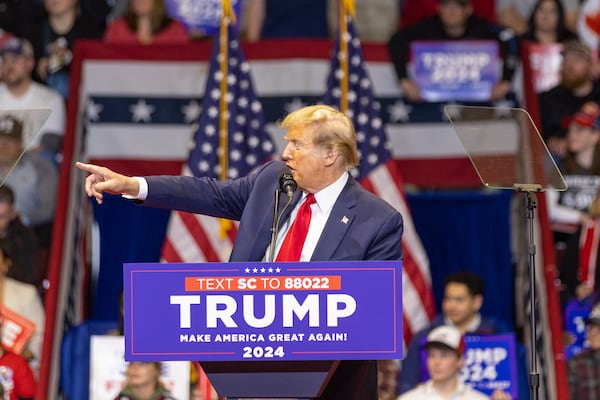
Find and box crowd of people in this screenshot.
[0,0,600,399]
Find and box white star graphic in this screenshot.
[260,267,266,273]
[387,100,413,123]
[253,267,258,273]
[87,99,103,121]
[275,267,281,273]
[245,268,250,273]
[130,99,155,123]
[182,100,202,123]
[268,267,274,273]
[284,98,306,114]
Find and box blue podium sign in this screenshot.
[123,261,403,362]
[411,40,499,101]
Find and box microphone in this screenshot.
[279,168,297,198]
[269,168,297,261]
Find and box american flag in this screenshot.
[161,23,276,263]
[322,13,435,344]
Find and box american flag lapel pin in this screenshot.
[341,216,349,224]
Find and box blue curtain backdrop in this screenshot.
[406,189,514,328]
[89,189,515,328]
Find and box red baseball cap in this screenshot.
[562,101,600,130]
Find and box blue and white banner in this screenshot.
[461,334,518,398]
[411,41,500,101]
[164,0,243,36]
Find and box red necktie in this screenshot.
[276,194,316,261]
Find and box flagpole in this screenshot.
[218,1,231,180]
[339,0,351,113]
[218,1,236,237]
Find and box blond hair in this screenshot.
[280,105,359,169]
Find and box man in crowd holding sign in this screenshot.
[76,104,404,400]
[387,0,518,102]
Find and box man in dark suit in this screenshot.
[76,104,404,400]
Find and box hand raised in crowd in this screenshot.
[490,81,512,102]
[575,282,595,301]
[491,388,512,400]
[399,78,422,102]
[75,162,139,204]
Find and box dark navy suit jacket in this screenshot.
[143,160,404,262]
[142,159,404,399]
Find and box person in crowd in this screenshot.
[521,0,578,44]
[0,238,45,376]
[114,362,176,400]
[567,302,600,400]
[546,102,600,247]
[243,0,331,41]
[0,318,36,400]
[32,0,105,99]
[327,0,398,43]
[386,0,519,102]
[0,185,41,290]
[76,104,404,400]
[496,0,579,35]
[399,325,493,400]
[0,114,59,264]
[538,39,600,157]
[558,193,600,309]
[104,0,189,45]
[378,359,400,400]
[401,0,496,28]
[0,37,65,151]
[397,271,512,395]
[545,102,600,305]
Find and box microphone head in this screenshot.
[278,168,297,195]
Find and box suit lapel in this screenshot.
[311,180,358,260]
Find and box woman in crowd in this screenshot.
[115,362,176,400]
[33,0,105,99]
[522,0,578,44]
[546,101,600,306]
[104,0,189,45]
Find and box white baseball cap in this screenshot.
[586,303,600,326]
[426,325,465,354]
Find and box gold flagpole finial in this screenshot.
[339,0,354,113]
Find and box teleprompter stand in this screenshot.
[444,105,567,400]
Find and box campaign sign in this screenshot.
[563,299,592,359]
[527,42,562,93]
[123,260,402,362]
[164,0,242,36]
[411,41,499,101]
[419,333,518,398]
[461,334,518,398]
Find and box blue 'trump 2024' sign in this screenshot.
[123,261,403,362]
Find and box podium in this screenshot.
[200,360,339,398]
[123,260,403,399]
